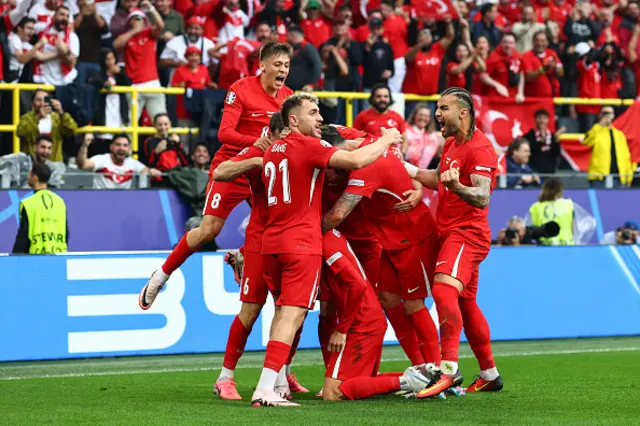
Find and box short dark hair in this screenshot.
[370,83,391,98]
[32,89,49,103]
[280,93,319,127]
[31,161,51,184]
[320,125,346,146]
[191,142,210,156]
[502,32,516,41]
[153,112,170,123]
[16,17,35,30]
[480,3,495,17]
[260,42,293,61]
[533,30,548,41]
[338,4,351,12]
[55,5,70,14]
[507,137,529,158]
[380,0,394,8]
[111,133,131,144]
[269,112,285,135]
[288,25,304,35]
[534,109,549,118]
[36,135,53,146]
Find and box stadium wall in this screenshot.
[1,247,639,362]
[1,189,640,252]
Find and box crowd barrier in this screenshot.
[0,83,635,159]
[1,246,639,362]
[2,188,638,253]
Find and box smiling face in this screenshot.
[155,115,171,137]
[512,141,531,164]
[35,138,53,162]
[187,23,203,42]
[371,87,391,113]
[413,107,431,130]
[110,137,131,163]
[289,99,323,138]
[455,43,470,62]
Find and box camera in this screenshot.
[503,222,560,246]
[44,96,51,105]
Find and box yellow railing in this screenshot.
[0,83,635,156]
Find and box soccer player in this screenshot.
[321,130,442,373]
[320,229,437,401]
[251,93,402,407]
[138,42,294,309]
[212,113,308,400]
[408,87,503,398]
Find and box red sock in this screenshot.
[432,282,463,363]
[264,340,291,373]
[222,316,252,370]
[161,235,196,275]
[339,376,400,400]
[384,304,425,366]
[408,308,441,365]
[460,298,495,370]
[318,315,336,367]
[376,372,403,378]
[287,325,303,365]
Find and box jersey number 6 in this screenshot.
[264,159,291,206]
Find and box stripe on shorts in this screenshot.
[308,268,320,309]
[451,243,465,279]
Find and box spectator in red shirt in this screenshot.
[575,42,601,132]
[335,4,358,39]
[141,113,189,182]
[353,83,407,150]
[300,0,331,48]
[379,0,408,93]
[446,18,484,90]
[113,1,167,121]
[403,20,454,96]
[480,32,525,102]
[522,30,564,98]
[171,46,214,137]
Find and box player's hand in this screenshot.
[394,187,423,212]
[381,69,392,79]
[278,127,291,140]
[82,133,94,147]
[495,84,510,97]
[253,136,271,151]
[440,168,462,191]
[328,331,347,353]
[169,133,181,144]
[155,139,168,154]
[380,127,402,146]
[50,99,64,114]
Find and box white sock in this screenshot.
[154,269,169,283]
[285,364,292,376]
[256,368,279,390]
[440,360,458,375]
[480,367,499,381]
[275,365,287,386]
[218,367,234,380]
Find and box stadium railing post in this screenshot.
[12,86,20,154]
[130,88,140,160]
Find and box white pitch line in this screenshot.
[1,346,638,381]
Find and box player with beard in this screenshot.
[251,93,402,407]
[159,16,216,71]
[353,84,407,150]
[320,125,443,383]
[212,113,309,400]
[139,43,293,310]
[407,87,503,398]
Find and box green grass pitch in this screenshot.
[1,337,639,425]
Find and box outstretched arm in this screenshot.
[328,128,401,170]
[321,192,363,233]
[405,162,439,190]
[213,157,263,181]
[441,169,491,208]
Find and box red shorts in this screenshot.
[239,250,269,304]
[377,234,438,300]
[325,331,384,381]
[348,239,382,287]
[202,175,250,219]
[263,253,322,309]
[435,231,489,299]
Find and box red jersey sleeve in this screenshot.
[218,81,257,148]
[467,145,498,179]
[231,145,263,162]
[170,66,186,87]
[304,139,339,169]
[345,164,381,198]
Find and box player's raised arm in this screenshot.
[213,157,264,182]
[405,162,440,190]
[321,192,363,233]
[327,127,402,170]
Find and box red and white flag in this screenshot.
[411,0,459,20]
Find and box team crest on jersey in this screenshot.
[238,147,249,156]
[320,140,332,148]
[225,91,236,105]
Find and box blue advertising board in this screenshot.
[1,246,639,362]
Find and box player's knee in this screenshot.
[402,298,424,315]
[378,291,401,310]
[199,216,224,241]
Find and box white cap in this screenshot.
[575,42,591,57]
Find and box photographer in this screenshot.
[141,113,189,181]
[601,221,640,245]
[497,216,561,246]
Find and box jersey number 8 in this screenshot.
[264,159,291,206]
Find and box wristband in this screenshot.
[404,161,418,178]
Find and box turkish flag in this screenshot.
[411,0,459,20]
[473,96,555,151]
[613,100,640,164]
[559,137,591,172]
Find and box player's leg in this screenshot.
[377,251,425,366]
[460,269,503,392]
[349,240,382,288]
[285,322,310,393]
[251,254,321,407]
[318,299,336,368]
[139,179,250,309]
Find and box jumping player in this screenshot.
[321,130,442,373]
[320,229,437,401]
[138,42,294,308]
[251,93,402,407]
[409,87,503,398]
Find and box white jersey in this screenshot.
[28,3,56,34]
[91,153,146,189]
[7,33,32,83]
[160,35,216,66]
[32,27,80,86]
